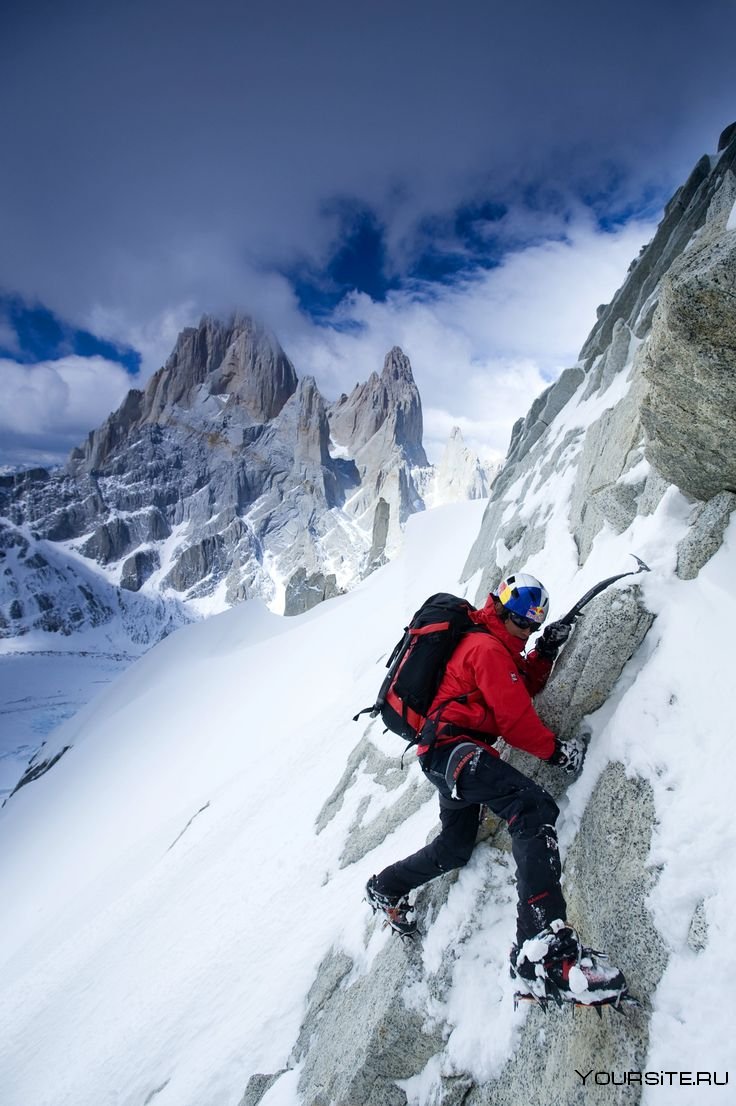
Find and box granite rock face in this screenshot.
[568,367,648,561]
[242,939,443,1106]
[675,490,736,579]
[283,568,342,616]
[640,187,736,500]
[365,496,391,573]
[314,731,434,868]
[534,584,654,740]
[293,939,443,1106]
[120,550,160,592]
[328,347,427,465]
[502,364,585,479]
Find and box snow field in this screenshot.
[0,503,485,1105]
[1,461,735,1104]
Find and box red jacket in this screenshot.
[417,596,556,760]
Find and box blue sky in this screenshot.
[1,0,735,467]
[0,294,140,372]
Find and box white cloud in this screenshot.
[0,211,658,472]
[280,214,659,461]
[0,355,132,467]
[81,236,306,378]
[84,302,200,380]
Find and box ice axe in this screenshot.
[558,554,651,627]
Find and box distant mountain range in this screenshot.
[0,317,495,648]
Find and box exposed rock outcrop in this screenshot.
[535,584,654,739]
[502,364,585,478]
[365,496,391,573]
[283,568,342,616]
[315,731,434,868]
[120,549,160,592]
[640,182,736,500]
[579,129,736,364]
[242,937,444,1106]
[675,490,736,580]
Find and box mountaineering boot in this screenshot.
[510,918,628,1007]
[365,876,418,937]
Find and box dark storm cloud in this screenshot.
[1,0,735,467]
[2,0,734,325]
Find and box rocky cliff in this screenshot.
[240,124,736,1105]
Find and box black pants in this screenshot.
[374,745,566,942]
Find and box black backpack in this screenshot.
[354,593,487,748]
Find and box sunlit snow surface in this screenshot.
[1,487,735,1104]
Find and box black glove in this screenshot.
[548,734,585,775]
[535,619,572,659]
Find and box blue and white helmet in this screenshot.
[495,572,549,625]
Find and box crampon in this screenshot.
[513,987,639,1015]
[365,876,418,938]
[510,919,634,1014]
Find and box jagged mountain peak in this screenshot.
[67,314,299,473]
[149,313,298,426]
[328,346,427,466]
[382,345,413,379]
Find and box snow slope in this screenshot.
[1,483,735,1104]
[0,503,484,1105]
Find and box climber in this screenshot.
[366,571,628,1007]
